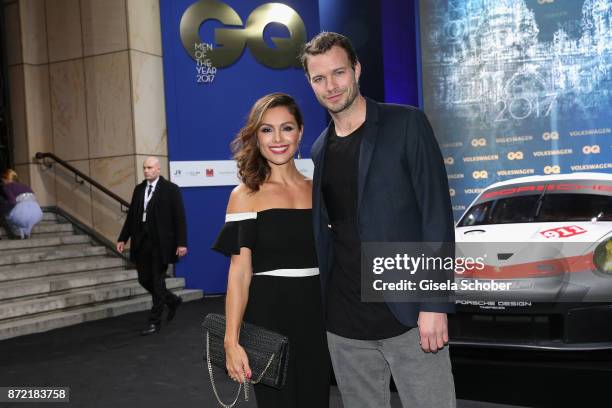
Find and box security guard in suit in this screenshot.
[117,157,188,335]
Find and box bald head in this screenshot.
[143,156,161,182]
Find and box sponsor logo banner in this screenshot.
[170,159,314,187]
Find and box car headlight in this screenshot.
[594,238,612,275]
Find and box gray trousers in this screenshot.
[327,328,456,408]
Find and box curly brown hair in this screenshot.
[231,93,304,192]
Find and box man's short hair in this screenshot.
[300,32,358,76]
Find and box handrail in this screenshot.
[35,152,130,212]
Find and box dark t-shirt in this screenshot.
[322,124,407,340]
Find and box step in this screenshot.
[0,234,91,251]
[37,219,63,226]
[0,256,125,283]
[2,231,75,239]
[0,289,203,340]
[42,212,57,222]
[0,268,135,300]
[0,222,74,238]
[0,242,93,257]
[0,278,185,320]
[0,245,107,266]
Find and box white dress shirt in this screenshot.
[143,177,159,221]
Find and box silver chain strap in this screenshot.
[249,350,276,385]
[206,331,277,408]
[206,332,245,408]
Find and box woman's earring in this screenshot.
[297,143,301,160]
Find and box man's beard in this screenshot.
[323,82,359,114]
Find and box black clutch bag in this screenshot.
[203,313,290,407]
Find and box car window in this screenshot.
[459,202,491,226]
[459,192,612,226]
[489,195,540,224]
[458,195,539,226]
[535,194,612,222]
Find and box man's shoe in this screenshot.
[166,297,183,322]
[140,323,160,336]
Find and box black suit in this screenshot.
[118,176,187,324]
[312,98,455,328]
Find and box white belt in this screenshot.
[255,267,319,277]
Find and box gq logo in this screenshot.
[444,157,455,165]
[544,165,561,174]
[542,131,559,140]
[583,145,601,154]
[472,170,488,179]
[180,0,307,68]
[471,138,487,147]
[507,151,524,160]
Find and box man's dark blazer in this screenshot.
[311,98,455,328]
[118,176,187,265]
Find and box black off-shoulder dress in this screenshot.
[212,208,330,408]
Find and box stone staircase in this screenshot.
[0,211,203,340]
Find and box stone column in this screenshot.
[5,0,168,242]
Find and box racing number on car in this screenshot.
[539,225,587,239]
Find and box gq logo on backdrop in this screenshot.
[471,138,487,147]
[180,0,307,75]
[544,165,561,174]
[583,145,601,154]
[542,131,559,141]
[507,151,524,160]
[472,170,488,179]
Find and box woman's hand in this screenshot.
[225,343,252,383]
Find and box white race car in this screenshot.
[450,172,612,350]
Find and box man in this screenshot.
[301,32,456,407]
[117,156,188,335]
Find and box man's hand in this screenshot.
[417,311,448,353]
[176,246,188,258]
[116,241,125,253]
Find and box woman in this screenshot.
[212,93,330,407]
[1,169,43,239]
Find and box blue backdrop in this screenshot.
[381,0,421,107]
[160,0,326,293]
